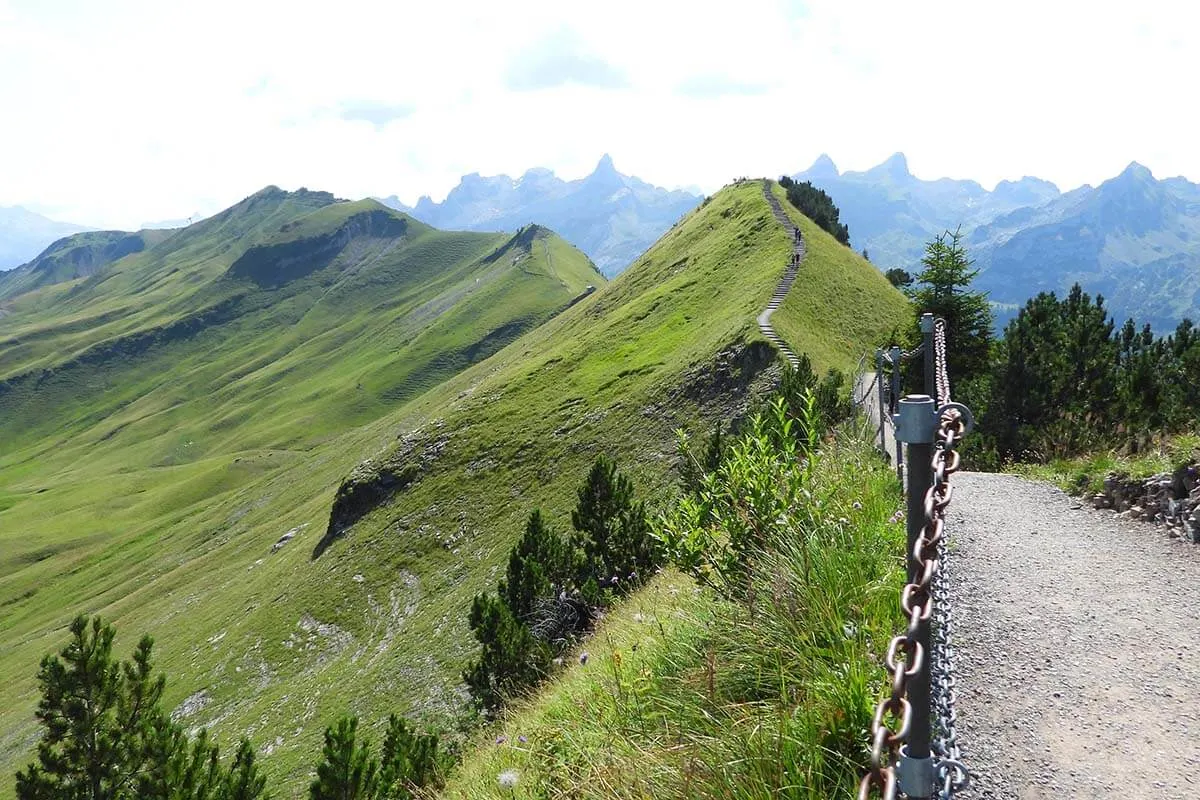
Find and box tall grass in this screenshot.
[440,411,904,799]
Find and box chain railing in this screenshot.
[859,314,973,800]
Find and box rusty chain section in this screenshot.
[859,318,968,800]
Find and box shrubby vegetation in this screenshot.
[16,616,444,800]
[778,176,850,245]
[981,286,1200,462]
[896,228,1198,466]
[463,456,663,713]
[441,381,904,798]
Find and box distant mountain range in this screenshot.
[0,206,91,270]
[380,155,701,277]
[794,154,1200,330]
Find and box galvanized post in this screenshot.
[875,350,886,454]
[920,313,936,398]
[889,345,903,480]
[893,394,936,799]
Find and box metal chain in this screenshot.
[859,407,965,800]
[901,344,924,362]
[934,319,951,406]
[930,529,969,797]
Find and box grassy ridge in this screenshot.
[0,197,601,796]
[0,179,906,797]
[765,182,910,374]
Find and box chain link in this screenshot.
[934,318,951,407]
[930,524,969,797]
[859,378,966,798]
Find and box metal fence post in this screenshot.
[875,349,886,453]
[894,394,937,799]
[920,313,936,398]
[889,345,903,480]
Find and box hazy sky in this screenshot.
[2,0,1196,228]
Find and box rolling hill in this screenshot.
[0,188,602,794]
[0,179,906,796]
[0,206,90,271]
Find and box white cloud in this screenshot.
[0,0,1196,228]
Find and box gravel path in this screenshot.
[946,471,1200,798]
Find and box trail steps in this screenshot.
[757,181,803,368]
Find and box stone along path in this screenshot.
[946,472,1200,798]
[757,180,803,368]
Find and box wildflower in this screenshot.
[498,769,520,790]
[632,612,645,624]
[838,517,849,526]
[579,651,589,665]
[552,657,564,667]
[518,735,528,744]
[495,735,507,745]
[852,501,862,510]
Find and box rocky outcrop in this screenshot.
[314,427,450,558]
[1089,461,1200,542]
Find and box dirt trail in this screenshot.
[946,471,1200,798]
[757,181,803,367]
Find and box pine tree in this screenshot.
[376,714,441,799]
[222,739,269,800]
[309,717,378,800]
[16,616,167,800]
[907,228,993,400]
[499,510,570,622]
[462,594,546,712]
[570,456,659,596]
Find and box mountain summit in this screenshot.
[379,156,700,277]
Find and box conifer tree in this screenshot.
[16,616,167,800]
[462,594,546,712]
[223,739,269,800]
[907,228,993,394]
[376,714,441,799]
[570,456,659,596]
[309,717,378,800]
[499,510,570,621]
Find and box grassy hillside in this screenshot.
[0,179,905,797]
[0,194,601,795]
[765,182,911,373]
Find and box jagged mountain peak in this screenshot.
[867,152,911,180]
[592,153,618,176]
[804,153,840,179]
[392,156,700,276]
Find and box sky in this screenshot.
[1,0,1197,229]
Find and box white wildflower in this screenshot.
[498,769,520,789]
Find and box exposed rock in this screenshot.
[171,689,210,722]
[1091,460,1199,542]
[271,523,308,553]
[314,428,450,558]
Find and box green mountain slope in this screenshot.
[765,181,912,371]
[0,228,177,301]
[0,192,601,795]
[0,179,905,797]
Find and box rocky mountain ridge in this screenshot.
[795,154,1200,330]
[380,155,701,277]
